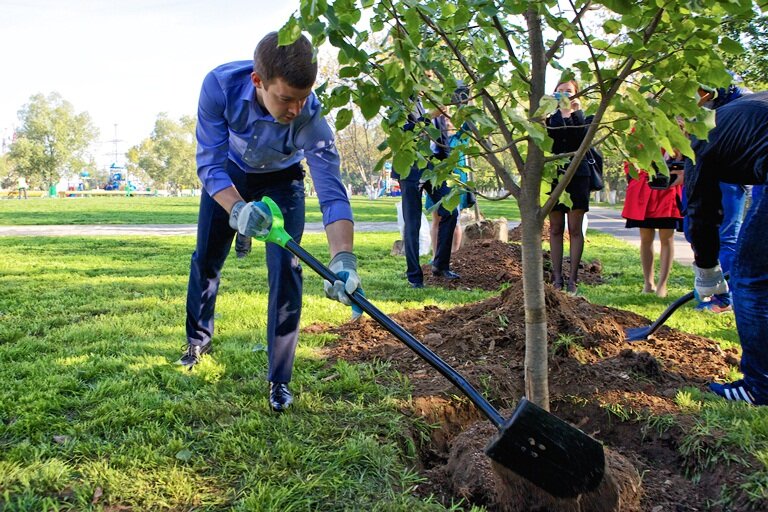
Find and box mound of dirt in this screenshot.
[423,239,602,290]
[314,239,748,510]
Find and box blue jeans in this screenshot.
[718,183,749,274]
[732,188,768,401]
[399,172,457,284]
[186,160,305,383]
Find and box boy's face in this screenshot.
[251,73,312,124]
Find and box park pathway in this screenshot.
[0,205,695,266]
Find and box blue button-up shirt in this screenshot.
[196,60,352,226]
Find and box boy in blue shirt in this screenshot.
[181,32,360,412]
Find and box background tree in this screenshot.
[126,113,197,193]
[286,0,758,409]
[0,153,13,189]
[9,93,98,189]
[723,10,768,89]
[335,115,387,194]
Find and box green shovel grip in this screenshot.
[254,196,293,247]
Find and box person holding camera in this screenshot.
[621,152,684,298]
[546,79,593,294]
[391,81,461,288]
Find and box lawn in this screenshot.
[1,204,765,510]
[0,195,520,226]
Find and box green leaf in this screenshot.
[175,449,193,462]
[718,36,744,55]
[278,17,302,46]
[335,108,353,131]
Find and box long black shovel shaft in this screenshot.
[643,291,694,335]
[285,239,506,428]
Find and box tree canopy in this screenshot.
[285,0,761,408]
[9,92,98,188]
[126,114,198,192]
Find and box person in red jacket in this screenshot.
[621,153,684,298]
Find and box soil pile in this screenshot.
[315,238,750,510]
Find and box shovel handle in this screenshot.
[256,196,505,427]
[284,238,506,428]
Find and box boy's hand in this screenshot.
[229,201,272,238]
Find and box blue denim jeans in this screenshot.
[399,171,457,284]
[718,183,750,274]
[186,160,305,383]
[732,187,768,401]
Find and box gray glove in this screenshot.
[324,251,361,307]
[693,263,729,300]
[229,201,272,238]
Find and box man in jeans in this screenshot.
[686,91,768,405]
[181,32,360,413]
[391,97,460,288]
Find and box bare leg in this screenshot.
[452,222,463,253]
[566,210,585,293]
[430,210,439,262]
[639,228,656,293]
[656,228,675,298]
[549,211,566,289]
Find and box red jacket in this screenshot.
[621,163,682,221]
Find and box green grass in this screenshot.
[1,226,765,509]
[0,233,488,511]
[0,196,520,226]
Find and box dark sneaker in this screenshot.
[695,293,733,313]
[409,281,424,289]
[709,380,765,405]
[178,343,211,369]
[432,268,460,279]
[269,382,293,412]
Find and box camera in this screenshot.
[452,85,470,106]
[648,160,685,190]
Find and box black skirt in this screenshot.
[625,217,683,231]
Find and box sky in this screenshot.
[0,0,299,169]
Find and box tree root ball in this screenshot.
[445,420,642,511]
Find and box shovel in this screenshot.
[625,274,730,342]
[255,197,605,498]
[624,291,695,341]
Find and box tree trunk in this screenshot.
[520,7,550,411]
[519,180,550,411]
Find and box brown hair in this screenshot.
[253,31,317,89]
[554,79,580,93]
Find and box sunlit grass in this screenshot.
[0,228,764,509]
[0,195,520,226]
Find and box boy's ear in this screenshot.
[251,72,265,89]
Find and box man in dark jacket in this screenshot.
[685,91,768,404]
[391,95,460,288]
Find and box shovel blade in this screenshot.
[624,325,652,342]
[484,397,605,498]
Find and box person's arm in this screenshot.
[684,152,722,269]
[325,219,354,257]
[196,71,237,201]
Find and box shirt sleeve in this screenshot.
[296,113,353,226]
[196,71,233,197]
[684,147,722,268]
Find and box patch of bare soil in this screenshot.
[311,238,754,511]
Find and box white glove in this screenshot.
[693,263,729,300]
[324,252,361,307]
[229,201,272,238]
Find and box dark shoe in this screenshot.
[236,251,249,259]
[432,268,460,279]
[409,281,424,289]
[177,343,211,369]
[269,382,293,412]
[709,380,766,405]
